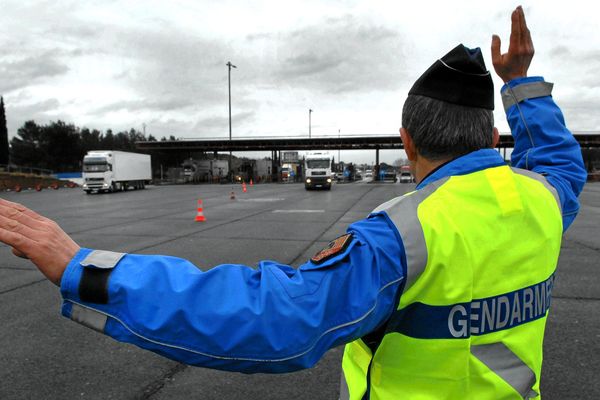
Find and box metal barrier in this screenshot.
[0,164,53,176]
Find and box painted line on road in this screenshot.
[237,198,285,202]
[272,209,325,213]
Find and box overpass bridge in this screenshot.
[136,132,600,170]
[136,132,600,153]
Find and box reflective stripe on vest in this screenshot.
[472,342,539,399]
[372,178,450,290]
[341,165,562,400]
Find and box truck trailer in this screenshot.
[82,151,151,194]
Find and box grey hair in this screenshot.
[401,95,494,161]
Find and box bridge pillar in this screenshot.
[375,148,380,181]
[271,151,279,182]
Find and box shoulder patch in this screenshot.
[311,233,353,265]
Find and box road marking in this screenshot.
[237,198,285,202]
[272,209,325,213]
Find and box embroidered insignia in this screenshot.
[311,233,353,264]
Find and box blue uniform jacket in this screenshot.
[60,77,586,373]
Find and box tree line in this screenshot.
[9,120,177,172]
[0,97,9,165]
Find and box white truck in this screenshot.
[304,152,333,190]
[82,150,151,194]
[399,165,414,183]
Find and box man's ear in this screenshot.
[400,128,417,161]
[492,127,500,148]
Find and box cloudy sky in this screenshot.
[1,0,598,164]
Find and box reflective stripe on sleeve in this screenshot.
[502,81,553,112]
[71,303,107,333]
[471,342,538,399]
[80,250,126,269]
[511,167,562,213]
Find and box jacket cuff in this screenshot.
[500,76,553,112]
[60,247,94,301]
[61,248,126,303]
[61,248,128,334]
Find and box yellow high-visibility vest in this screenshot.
[341,165,563,399]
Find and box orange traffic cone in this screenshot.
[195,199,206,222]
[242,182,247,193]
[250,179,253,186]
[230,191,236,200]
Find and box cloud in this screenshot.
[140,110,253,139]
[192,110,255,132]
[92,97,197,114]
[1,1,597,143]
[0,51,69,93]
[247,15,408,94]
[11,98,61,114]
[4,98,66,138]
[550,45,571,58]
[95,25,233,107]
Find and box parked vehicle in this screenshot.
[82,151,151,194]
[304,153,333,190]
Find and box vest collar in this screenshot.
[416,148,506,190]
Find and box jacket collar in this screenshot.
[416,149,506,190]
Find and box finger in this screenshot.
[508,8,521,53]
[518,6,527,33]
[491,35,502,65]
[12,247,29,259]
[0,200,47,229]
[0,214,41,244]
[0,225,35,255]
[0,199,46,222]
[0,207,45,231]
[518,6,534,52]
[0,198,44,220]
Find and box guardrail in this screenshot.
[0,164,53,176]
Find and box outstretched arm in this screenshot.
[491,6,586,231]
[0,198,404,373]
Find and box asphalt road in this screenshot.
[0,180,598,399]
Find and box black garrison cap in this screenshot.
[408,44,494,110]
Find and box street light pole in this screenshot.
[308,109,313,138]
[227,61,236,182]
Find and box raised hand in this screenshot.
[491,6,534,82]
[0,198,79,285]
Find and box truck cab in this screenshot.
[82,152,114,193]
[281,167,291,182]
[304,153,333,190]
[82,151,151,193]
